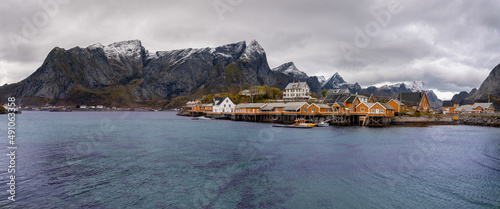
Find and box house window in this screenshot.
[371,109,375,113]
[381,109,384,113]
[361,107,365,112]
[312,108,315,112]
[224,104,226,107]
[229,104,231,107]
[303,108,307,112]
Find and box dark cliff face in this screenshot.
[472,63,500,99]
[451,91,470,104]
[0,40,301,105]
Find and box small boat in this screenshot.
[293,119,316,127]
[272,124,313,128]
[273,119,316,128]
[191,116,212,120]
[317,121,330,127]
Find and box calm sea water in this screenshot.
[0,111,499,208]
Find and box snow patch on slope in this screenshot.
[89,40,144,61]
[322,72,347,88]
[272,62,308,79]
[409,80,428,92]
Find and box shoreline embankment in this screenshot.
[458,115,500,127]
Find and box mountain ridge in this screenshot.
[0,39,448,108]
[0,40,293,106]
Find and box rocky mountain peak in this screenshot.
[212,41,246,59]
[241,40,266,60]
[271,62,308,79]
[322,72,347,89]
[317,76,326,86]
[410,80,428,92]
[87,39,146,61]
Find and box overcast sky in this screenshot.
[1,0,499,99]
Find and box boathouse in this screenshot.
[442,100,458,114]
[397,92,430,112]
[387,99,404,115]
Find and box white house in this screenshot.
[213,97,235,113]
[283,81,311,100]
[239,90,251,96]
[239,89,265,97]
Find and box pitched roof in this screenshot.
[442,100,454,107]
[337,95,351,103]
[357,102,376,108]
[324,94,342,102]
[381,103,395,110]
[326,88,350,95]
[473,103,493,109]
[214,97,229,106]
[455,105,474,112]
[346,96,357,103]
[282,102,308,111]
[333,102,345,107]
[390,99,403,106]
[397,92,424,106]
[235,103,267,109]
[261,103,287,111]
[285,82,309,90]
[314,104,331,109]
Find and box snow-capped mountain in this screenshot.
[0,39,296,105]
[271,62,308,79]
[409,80,428,92]
[98,40,145,61]
[379,81,429,93]
[241,40,266,60]
[317,76,326,86]
[322,72,347,89]
[379,83,406,90]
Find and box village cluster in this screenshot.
[184,81,495,126]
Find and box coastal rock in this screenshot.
[459,115,500,127]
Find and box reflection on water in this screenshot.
[0,111,499,208]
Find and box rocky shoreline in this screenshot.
[458,115,500,127]
[391,116,458,126]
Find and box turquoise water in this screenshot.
[0,111,499,208]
